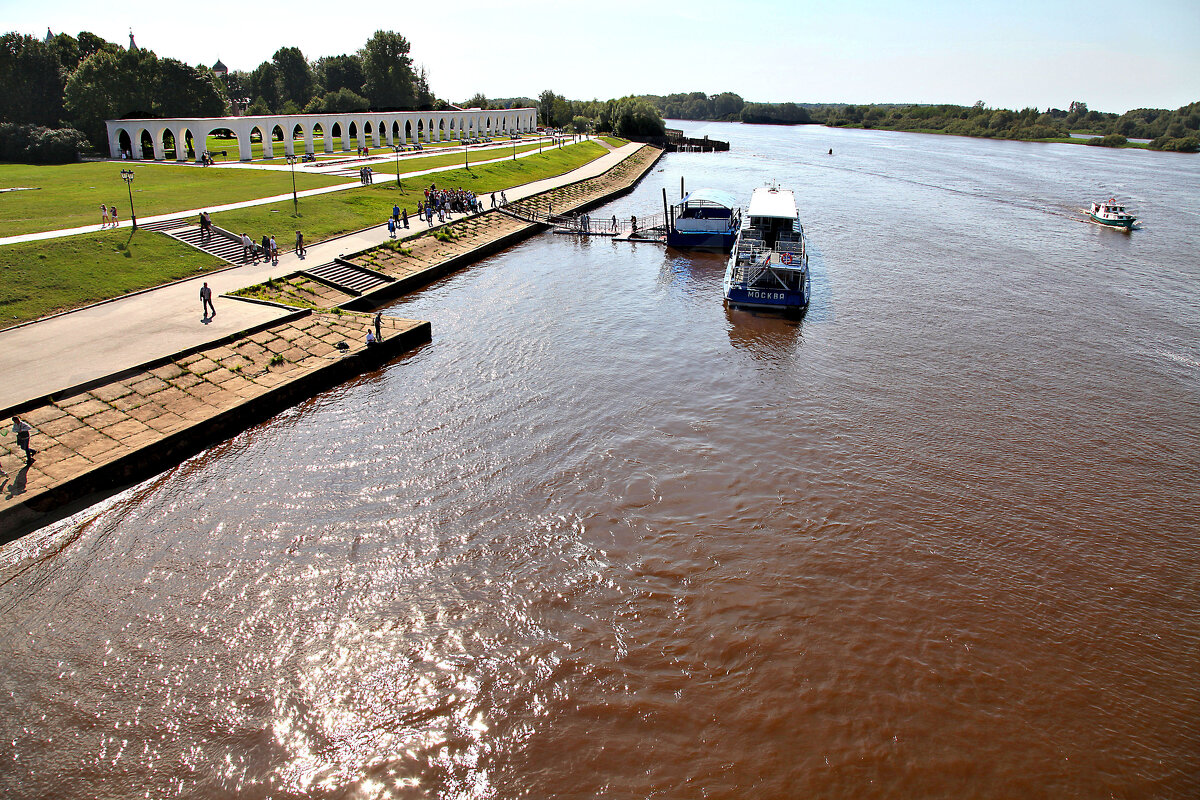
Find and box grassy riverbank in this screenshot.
[211,141,608,245]
[0,161,345,237]
[0,229,225,327]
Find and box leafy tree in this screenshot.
[249,61,281,111]
[712,92,744,119]
[64,47,155,144]
[464,92,489,109]
[156,57,225,118]
[570,115,591,133]
[315,53,364,95]
[361,31,416,109]
[272,46,316,109]
[538,89,560,128]
[64,47,222,147]
[0,33,66,126]
[304,88,369,114]
[611,96,665,137]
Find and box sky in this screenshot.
[12,0,1200,113]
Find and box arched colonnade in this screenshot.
[105,108,538,162]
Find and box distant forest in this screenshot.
[642,92,1200,152]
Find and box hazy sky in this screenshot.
[13,0,1200,113]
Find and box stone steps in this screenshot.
[303,261,392,296]
[167,227,245,263]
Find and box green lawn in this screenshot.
[211,141,609,245]
[0,228,225,326]
[0,161,346,237]
[369,142,550,176]
[601,136,629,148]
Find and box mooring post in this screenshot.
[662,188,670,233]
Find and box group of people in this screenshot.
[200,151,217,166]
[239,232,281,264]
[235,230,306,263]
[98,204,120,229]
[416,184,484,225]
[489,191,509,208]
[359,165,374,184]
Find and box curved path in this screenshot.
[0,142,640,411]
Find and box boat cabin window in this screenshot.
[750,215,793,248]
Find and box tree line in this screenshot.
[0,28,669,163]
[638,91,1200,152]
[0,29,439,161]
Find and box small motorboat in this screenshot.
[1089,198,1136,229]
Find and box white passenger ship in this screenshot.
[722,186,810,313]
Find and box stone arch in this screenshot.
[312,122,327,153]
[405,120,412,143]
[265,123,283,158]
[417,119,424,142]
[347,120,359,151]
[138,129,154,159]
[331,122,344,151]
[438,118,446,141]
[486,116,492,136]
[392,120,401,144]
[156,126,175,160]
[113,128,130,159]
[179,128,195,161]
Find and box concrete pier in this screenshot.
[0,311,429,540]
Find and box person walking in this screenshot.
[387,216,396,237]
[241,232,254,262]
[401,207,408,228]
[109,206,118,228]
[200,281,215,319]
[392,204,400,225]
[295,230,305,258]
[10,416,36,464]
[261,234,270,263]
[100,204,108,229]
[269,235,278,264]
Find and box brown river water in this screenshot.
[1,122,1198,799]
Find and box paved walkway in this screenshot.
[0,136,581,248]
[0,142,641,410]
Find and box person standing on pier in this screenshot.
[373,312,383,343]
[10,416,36,464]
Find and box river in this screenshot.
[2,121,1198,799]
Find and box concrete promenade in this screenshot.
[0,142,644,411]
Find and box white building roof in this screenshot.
[748,186,797,219]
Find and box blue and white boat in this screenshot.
[723,186,810,313]
[666,188,741,251]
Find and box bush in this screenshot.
[1149,135,1200,153]
[0,123,90,163]
[1085,134,1128,147]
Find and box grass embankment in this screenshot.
[0,161,345,237]
[0,229,225,327]
[211,141,608,245]
[601,136,629,148]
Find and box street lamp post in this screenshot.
[464,139,469,171]
[120,169,137,230]
[286,154,298,213]
[393,145,402,187]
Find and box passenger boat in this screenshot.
[666,188,741,251]
[1089,198,1136,229]
[723,186,810,313]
